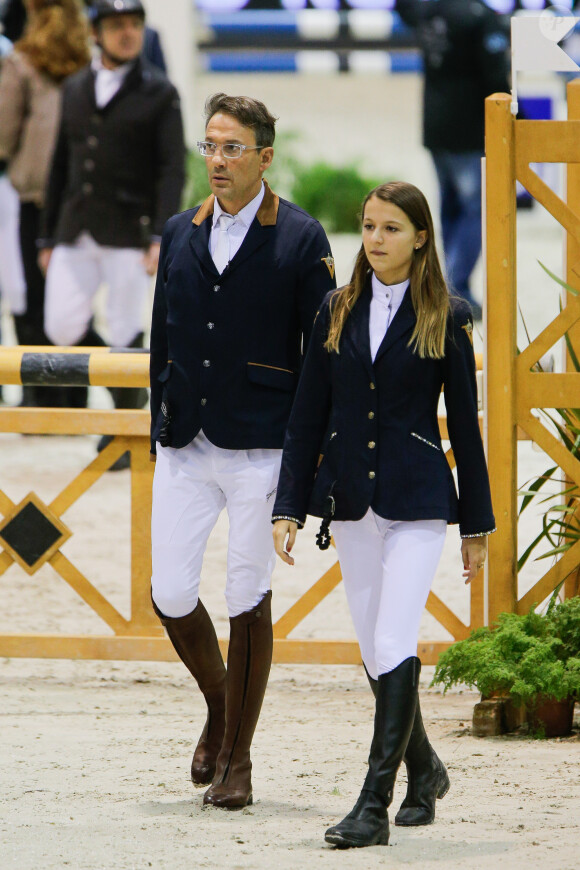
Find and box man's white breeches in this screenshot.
[151,432,282,619]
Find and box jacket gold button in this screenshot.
[368,471,376,479]
[368,441,375,449]
[203,360,210,367]
[370,382,375,390]
[368,411,375,419]
[201,398,207,406]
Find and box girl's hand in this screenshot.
[273,520,298,566]
[461,537,487,585]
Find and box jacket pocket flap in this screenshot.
[247,363,296,392]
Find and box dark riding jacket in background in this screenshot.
[396,0,510,152]
[40,56,185,248]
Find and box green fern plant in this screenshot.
[431,600,580,706]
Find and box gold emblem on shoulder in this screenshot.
[462,321,474,346]
[321,254,335,279]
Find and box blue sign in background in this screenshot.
[196,1,580,10]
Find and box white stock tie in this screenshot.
[212,214,235,274]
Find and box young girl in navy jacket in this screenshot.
[272,181,495,849]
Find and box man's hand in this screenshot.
[273,519,298,566]
[461,537,488,585]
[38,247,53,275]
[143,241,161,276]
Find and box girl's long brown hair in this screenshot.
[16,0,90,83]
[325,181,450,359]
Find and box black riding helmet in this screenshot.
[87,0,145,25]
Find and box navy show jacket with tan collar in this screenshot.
[149,182,336,455]
[272,280,495,538]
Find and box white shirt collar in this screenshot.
[371,273,409,308]
[91,55,133,78]
[213,182,265,230]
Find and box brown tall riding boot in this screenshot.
[203,591,273,809]
[152,597,226,785]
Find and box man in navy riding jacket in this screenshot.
[149,93,335,809]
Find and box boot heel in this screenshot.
[437,770,450,799]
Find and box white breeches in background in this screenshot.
[0,177,25,315]
[151,432,282,619]
[44,232,149,346]
[332,509,447,678]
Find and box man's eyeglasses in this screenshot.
[197,141,263,160]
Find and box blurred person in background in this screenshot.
[0,0,90,407]
[83,0,167,72]
[0,30,26,403]
[0,132,26,344]
[0,0,26,41]
[39,0,184,467]
[396,0,510,321]
[141,17,165,73]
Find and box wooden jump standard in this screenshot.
[0,345,488,664]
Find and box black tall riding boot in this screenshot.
[61,322,108,408]
[203,591,273,809]
[394,697,449,826]
[152,597,226,785]
[325,656,420,849]
[12,314,71,407]
[76,325,107,349]
[364,661,449,826]
[108,331,149,412]
[363,663,377,696]
[97,331,148,470]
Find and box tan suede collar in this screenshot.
[191,180,279,227]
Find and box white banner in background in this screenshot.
[510,15,579,114]
[511,15,579,72]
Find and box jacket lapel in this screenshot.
[188,181,280,278]
[222,181,279,275]
[225,220,272,275]
[83,67,97,113]
[99,59,142,114]
[189,195,217,274]
[373,284,416,364]
[343,282,374,378]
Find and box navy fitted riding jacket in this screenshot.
[272,280,495,538]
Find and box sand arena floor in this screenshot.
[1,73,579,869]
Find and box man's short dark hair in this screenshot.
[204,93,277,148]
